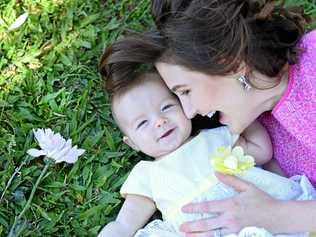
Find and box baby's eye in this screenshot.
[137,120,148,129]
[162,104,174,111]
[180,89,191,96]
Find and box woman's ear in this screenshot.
[123,136,140,151]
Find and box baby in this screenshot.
[98,71,315,237]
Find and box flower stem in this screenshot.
[0,157,29,204]
[8,162,50,237]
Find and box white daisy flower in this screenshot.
[8,13,28,31]
[27,128,85,163]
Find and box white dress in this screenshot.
[120,127,316,237]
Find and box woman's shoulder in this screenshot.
[298,29,316,56]
[269,29,316,147]
[291,29,316,83]
[301,29,316,44]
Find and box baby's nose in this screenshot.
[155,117,168,128]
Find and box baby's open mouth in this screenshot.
[160,128,175,139]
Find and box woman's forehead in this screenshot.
[156,62,211,89]
[156,63,188,84]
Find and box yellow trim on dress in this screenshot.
[164,173,219,219]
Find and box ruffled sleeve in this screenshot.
[120,161,153,200]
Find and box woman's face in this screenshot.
[156,62,259,133]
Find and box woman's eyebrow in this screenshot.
[171,85,186,92]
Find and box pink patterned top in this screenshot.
[259,29,316,186]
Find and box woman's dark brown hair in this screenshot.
[153,0,311,78]
[99,0,311,92]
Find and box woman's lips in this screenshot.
[160,128,175,139]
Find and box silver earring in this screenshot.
[237,75,252,91]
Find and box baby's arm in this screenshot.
[236,120,273,165]
[263,158,286,176]
[98,194,156,237]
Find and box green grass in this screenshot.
[0,0,315,236]
[0,0,151,236]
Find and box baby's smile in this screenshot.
[158,127,176,140]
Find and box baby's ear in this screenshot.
[123,136,140,151]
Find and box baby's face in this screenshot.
[114,79,192,158]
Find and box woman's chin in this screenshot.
[219,113,233,129]
[219,113,249,134]
[224,120,243,134]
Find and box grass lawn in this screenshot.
[0,0,315,236]
[1,0,151,236]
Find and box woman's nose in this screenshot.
[155,117,168,128]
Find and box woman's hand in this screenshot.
[180,173,282,236]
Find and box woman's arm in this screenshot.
[180,173,316,235]
[98,194,156,237]
[236,120,273,165]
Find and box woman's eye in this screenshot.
[162,104,174,111]
[137,120,147,129]
[180,90,190,96]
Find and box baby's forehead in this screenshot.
[114,77,172,103]
[114,80,173,110]
[112,77,176,125]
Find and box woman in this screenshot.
[99,0,316,235]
